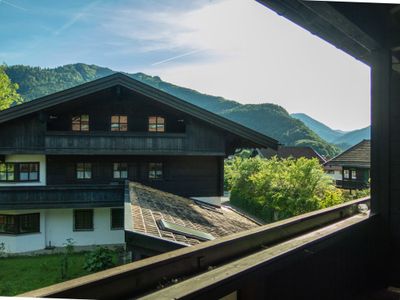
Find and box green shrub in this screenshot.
[60,238,75,279]
[227,156,345,223]
[83,247,115,273]
[341,188,370,201]
[0,242,5,257]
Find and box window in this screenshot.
[111,115,128,131]
[0,163,14,181]
[111,208,124,230]
[113,163,128,179]
[76,163,92,179]
[0,213,40,234]
[148,116,165,132]
[343,169,350,179]
[19,214,40,233]
[0,162,39,182]
[74,209,93,231]
[351,170,357,180]
[149,163,163,180]
[72,115,89,131]
[19,163,39,181]
[157,219,215,241]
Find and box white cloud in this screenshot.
[138,0,370,131]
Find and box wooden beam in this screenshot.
[302,1,381,51]
[370,48,392,220]
[141,214,371,300]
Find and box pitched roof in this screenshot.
[258,146,326,164]
[128,182,259,246]
[0,73,278,150]
[325,139,370,168]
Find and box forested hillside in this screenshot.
[333,126,371,150]
[221,104,339,157]
[5,63,340,157]
[291,113,370,150]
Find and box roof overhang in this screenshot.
[257,1,400,69]
[0,73,278,150]
[325,161,370,168]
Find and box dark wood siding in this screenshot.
[388,68,400,271]
[47,155,222,197]
[46,87,186,133]
[336,167,370,190]
[41,87,227,155]
[0,114,45,153]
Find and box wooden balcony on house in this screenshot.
[20,197,385,300]
[336,180,370,190]
[44,131,225,155]
[0,184,124,210]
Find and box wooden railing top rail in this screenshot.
[45,131,186,138]
[0,184,123,191]
[20,197,370,299]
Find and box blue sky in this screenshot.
[0,0,370,131]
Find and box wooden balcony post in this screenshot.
[370,48,391,221]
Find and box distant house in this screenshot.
[256,146,326,164]
[324,140,370,190]
[125,182,260,259]
[0,73,277,254]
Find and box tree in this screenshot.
[227,156,344,222]
[0,65,23,110]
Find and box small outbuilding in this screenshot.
[324,140,370,190]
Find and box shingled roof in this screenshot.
[325,140,370,168]
[257,146,326,164]
[128,182,259,246]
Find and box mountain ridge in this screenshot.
[291,113,370,150]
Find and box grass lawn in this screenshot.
[0,252,117,296]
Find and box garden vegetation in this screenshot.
[225,156,346,222]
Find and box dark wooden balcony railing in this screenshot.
[20,197,379,300]
[45,131,188,155]
[336,179,369,190]
[0,184,124,210]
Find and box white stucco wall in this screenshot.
[0,210,45,253]
[326,170,342,181]
[0,154,46,186]
[45,208,124,248]
[0,208,125,253]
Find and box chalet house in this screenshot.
[324,139,370,190]
[0,73,277,253]
[256,146,326,164]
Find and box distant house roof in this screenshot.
[257,146,326,164]
[325,140,370,168]
[128,182,259,246]
[0,73,278,150]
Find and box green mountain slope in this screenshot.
[291,113,344,143]
[222,105,339,157]
[291,113,370,150]
[5,63,340,157]
[333,126,371,149]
